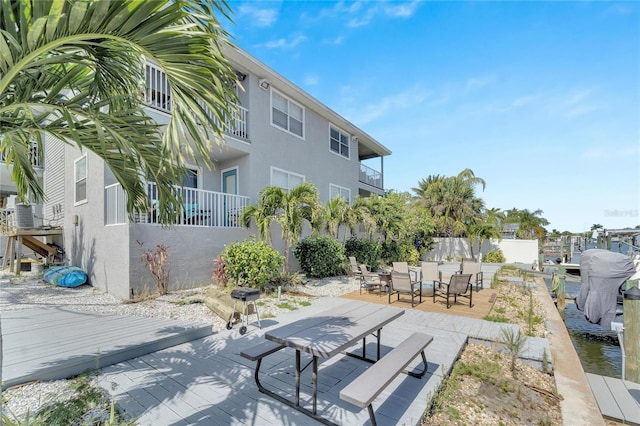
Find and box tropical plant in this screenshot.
[0,0,238,223]
[344,237,382,270]
[484,249,506,263]
[239,183,323,271]
[504,208,549,240]
[293,235,346,278]
[324,196,349,240]
[420,168,486,237]
[221,239,284,290]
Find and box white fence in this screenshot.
[426,237,539,265]
[105,183,249,228]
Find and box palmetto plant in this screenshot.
[239,182,323,271]
[0,0,239,223]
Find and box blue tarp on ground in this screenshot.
[44,266,88,288]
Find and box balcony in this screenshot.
[105,182,250,228]
[144,62,249,140]
[359,163,383,190]
[0,139,42,168]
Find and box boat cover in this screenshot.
[576,249,636,327]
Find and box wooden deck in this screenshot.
[587,373,640,425]
[1,307,214,389]
[340,285,498,320]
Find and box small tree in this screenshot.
[141,244,170,295]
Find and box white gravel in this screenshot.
[0,271,361,420]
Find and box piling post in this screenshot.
[624,281,640,383]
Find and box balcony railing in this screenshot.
[105,183,250,228]
[359,163,383,190]
[1,208,15,235]
[0,138,42,168]
[144,62,249,139]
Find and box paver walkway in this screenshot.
[96,297,547,425]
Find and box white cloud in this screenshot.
[322,0,420,28]
[263,34,307,49]
[304,74,319,86]
[346,87,429,124]
[580,142,639,161]
[238,5,278,27]
[383,0,420,18]
[466,75,495,91]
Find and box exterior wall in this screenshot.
[127,224,252,297]
[427,237,539,265]
[43,135,66,228]
[241,75,360,205]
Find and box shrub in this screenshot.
[484,250,506,263]
[212,255,228,287]
[381,240,419,266]
[141,244,169,295]
[294,235,346,278]
[222,239,284,290]
[344,237,381,270]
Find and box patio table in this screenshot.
[261,301,404,425]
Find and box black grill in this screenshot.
[231,287,261,302]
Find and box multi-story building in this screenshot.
[0,45,391,299]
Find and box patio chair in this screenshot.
[389,271,422,307]
[459,259,483,291]
[392,261,409,273]
[349,256,362,281]
[418,261,441,297]
[359,264,384,296]
[433,273,473,308]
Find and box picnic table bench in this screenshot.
[340,332,434,426]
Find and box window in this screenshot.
[271,90,304,138]
[330,125,350,159]
[329,184,351,204]
[271,167,305,191]
[74,155,87,204]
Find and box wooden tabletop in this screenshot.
[265,301,404,358]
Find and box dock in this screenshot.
[587,373,640,425]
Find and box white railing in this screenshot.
[144,62,171,113]
[105,182,250,228]
[359,163,383,189]
[144,62,249,139]
[0,208,15,234]
[0,138,42,168]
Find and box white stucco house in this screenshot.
[0,45,391,299]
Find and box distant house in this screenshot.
[502,223,520,239]
[0,45,391,299]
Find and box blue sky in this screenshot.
[222,1,639,233]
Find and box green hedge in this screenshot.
[344,237,382,270]
[222,239,284,290]
[294,235,346,278]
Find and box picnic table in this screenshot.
[245,301,404,425]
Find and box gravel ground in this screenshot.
[0,272,361,420]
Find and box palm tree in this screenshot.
[505,208,549,240]
[411,174,445,198]
[422,169,486,237]
[0,0,238,223]
[325,196,349,240]
[239,183,323,271]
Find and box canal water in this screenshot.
[543,241,637,379]
[544,276,622,379]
